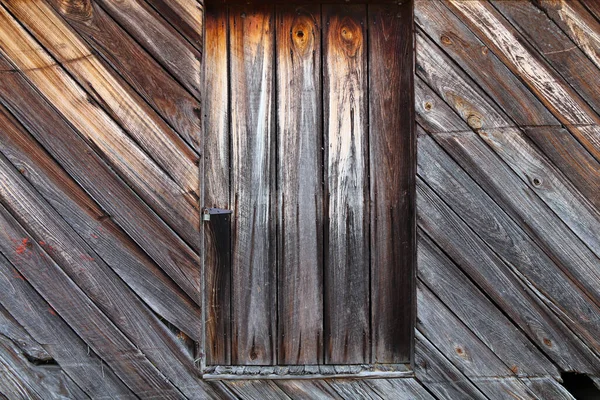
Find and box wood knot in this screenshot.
[481,46,489,56]
[440,35,453,46]
[510,365,519,374]
[543,338,552,347]
[531,177,542,187]
[336,17,362,58]
[423,101,433,111]
[58,0,93,21]
[455,346,467,358]
[467,113,483,130]
[290,15,315,57]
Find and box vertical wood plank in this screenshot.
[323,4,370,364]
[204,5,231,366]
[276,4,324,365]
[230,5,276,365]
[368,1,414,363]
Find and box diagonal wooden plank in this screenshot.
[418,230,558,377]
[45,0,202,150]
[229,5,277,366]
[323,3,370,364]
[365,378,436,400]
[3,0,199,202]
[0,103,200,339]
[225,381,291,400]
[445,0,600,163]
[94,0,202,98]
[275,380,342,400]
[276,3,323,365]
[415,331,489,400]
[0,6,200,253]
[368,1,415,364]
[0,53,201,304]
[145,0,204,51]
[0,305,51,365]
[522,377,576,400]
[0,254,135,399]
[416,163,600,375]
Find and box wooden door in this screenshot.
[203,0,414,370]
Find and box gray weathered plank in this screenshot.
[522,377,576,400]
[204,5,231,366]
[323,3,369,364]
[229,5,276,365]
[0,254,135,399]
[276,4,323,365]
[415,331,488,400]
[368,1,414,364]
[275,380,342,400]
[225,380,291,400]
[366,378,436,400]
[0,306,51,364]
[0,103,201,340]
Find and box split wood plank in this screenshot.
[445,0,600,162]
[0,305,52,364]
[146,0,204,52]
[416,161,600,375]
[416,37,600,302]
[94,0,202,98]
[229,5,276,365]
[0,202,184,399]
[0,334,88,400]
[417,282,537,400]
[204,5,231,366]
[0,6,200,253]
[492,0,600,118]
[275,380,342,400]
[414,0,557,127]
[0,52,201,306]
[418,230,558,377]
[522,378,576,400]
[0,103,200,340]
[45,0,202,150]
[3,0,199,203]
[368,1,414,364]
[322,3,370,364]
[415,331,488,400]
[0,151,222,399]
[276,4,323,365]
[0,254,135,399]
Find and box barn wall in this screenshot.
[0,0,597,398]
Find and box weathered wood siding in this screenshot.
[0,0,598,398]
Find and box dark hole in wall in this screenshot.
[561,372,600,400]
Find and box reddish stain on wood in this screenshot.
[16,238,29,254]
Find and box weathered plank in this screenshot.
[0,254,135,399]
[414,0,557,127]
[366,378,435,400]
[0,334,88,400]
[94,0,202,98]
[0,7,200,255]
[445,0,600,162]
[368,1,414,364]
[522,377,576,400]
[204,5,231,366]
[492,0,600,118]
[0,306,51,364]
[145,0,204,51]
[416,156,600,375]
[225,380,291,400]
[276,4,323,365]
[322,3,369,364]
[417,282,536,400]
[325,380,381,400]
[2,0,199,204]
[0,202,183,398]
[418,230,557,377]
[45,0,202,149]
[275,380,342,400]
[229,5,276,365]
[0,104,200,340]
[0,64,200,308]
[415,331,488,400]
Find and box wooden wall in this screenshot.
[0,0,598,398]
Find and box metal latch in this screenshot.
[202,207,232,222]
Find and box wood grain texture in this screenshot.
[0,103,201,340]
[0,54,201,305]
[415,331,488,400]
[275,380,342,399]
[368,1,414,364]
[522,377,576,400]
[45,0,202,150]
[0,254,135,399]
[322,4,370,365]
[0,7,200,254]
[416,148,600,375]
[276,4,323,365]
[204,5,231,366]
[146,0,204,51]
[229,5,276,365]
[365,378,435,400]
[94,0,202,98]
